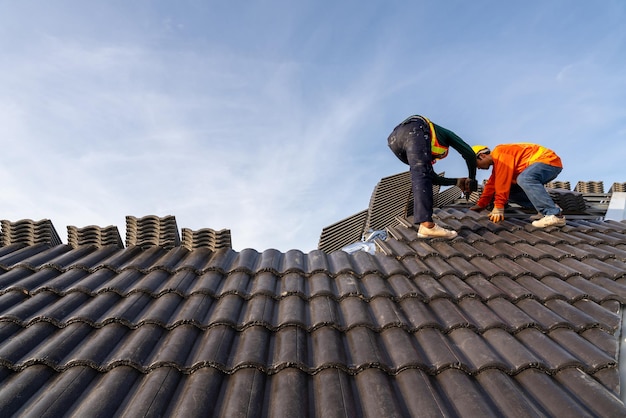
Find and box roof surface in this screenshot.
[1,178,626,417]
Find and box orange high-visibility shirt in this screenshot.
[477,143,562,209]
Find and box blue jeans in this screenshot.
[514,163,562,216]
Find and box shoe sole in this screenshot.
[417,232,458,239]
[532,220,566,228]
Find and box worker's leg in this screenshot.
[516,163,562,216]
[404,127,434,224]
[508,184,535,209]
[388,120,433,223]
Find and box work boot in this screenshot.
[532,214,566,228]
[418,224,458,239]
[529,212,543,221]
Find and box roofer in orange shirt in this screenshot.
[469,143,566,227]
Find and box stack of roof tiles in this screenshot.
[1,202,626,416]
[0,219,62,247]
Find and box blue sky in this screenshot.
[1,1,625,252]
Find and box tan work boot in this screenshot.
[417,224,458,239]
[532,214,566,228]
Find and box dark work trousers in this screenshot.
[508,184,535,209]
[387,118,435,224]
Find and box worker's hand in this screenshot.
[489,207,505,223]
[469,205,485,212]
[455,177,470,193]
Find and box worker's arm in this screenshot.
[491,158,515,208]
[432,123,477,180]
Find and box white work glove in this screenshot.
[489,207,505,223]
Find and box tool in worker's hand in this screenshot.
[465,179,478,200]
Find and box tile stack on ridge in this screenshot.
[1,209,626,416]
[610,182,626,193]
[575,181,604,194]
[67,225,124,249]
[181,227,232,251]
[547,181,571,190]
[125,215,181,249]
[0,219,62,247]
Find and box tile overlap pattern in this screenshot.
[0,211,626,416]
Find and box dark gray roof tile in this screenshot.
[398,298,440,329]
[278,271,306,297]
[516,276,564,301]
[490,276,534,300]
[549,328,616,369]
[581,327,619,357]
[516,368,594,417]
[339,297,371,329]
[475,369,547,417]
[394,369,450,416]
[516,328,580,370]
[483,328,543,372]
[386,274,422,299]
[458,298,504,330]
[450,240,486,258]
[590,366,620,400]
[399,257,431,276]
[376,237,413,258]
[415,327,461,371]
[555,367,626,418]
[574,298,621,332]
[540,275,588,301]
[360,273,393,299]
[486,298,538,331]
[516,299,572,330]
[310,327,347,369]
[491,257,534,278]
[449,327,508,371]
[466,275,507,300]
[436,368,502,417]
[241,296,275,328]
[544,299,600,331]
[515,257,563,278]
[590,276,626,303]
[535,258,583,278]
[276,295,307,328]
[421,256,460,278]
[429,298,470,330]
[407,240,440,258]
[566,276,617,302]
[1,292,59,325]
[550,242,599,259]
[601,258,626,278]
[0,364,58,416]
[468,256,508,277]
[440,275,478,299]
[309,296,339,329]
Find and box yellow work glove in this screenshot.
[489,207,505,223]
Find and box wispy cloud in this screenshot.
[1,1,624,251]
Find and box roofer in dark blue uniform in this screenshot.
[388,115,478,239]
